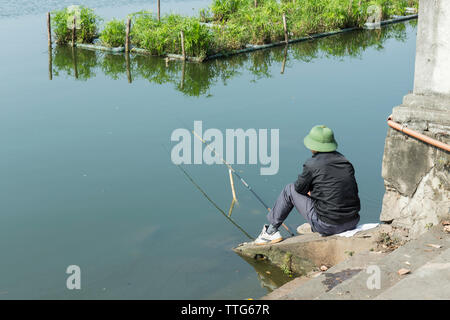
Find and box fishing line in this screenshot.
[191,130,295,237]
[162,144,255,241]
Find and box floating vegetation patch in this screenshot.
[49,0,418,61]
[49,21,413,97]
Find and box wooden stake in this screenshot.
[180,30,186,61]
[71,15,76,47]
[254,0,258,8]
[283,13,288,44]
[47,12,52,48]
[125,18,131,53]
[157,0,161,22]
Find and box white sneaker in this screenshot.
[254,225,283,245]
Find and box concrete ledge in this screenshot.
[393,93,450,130]
[259,224,449,300]
[233,226,384,276]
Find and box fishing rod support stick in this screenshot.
[228,169,237,201]
[191,129,295,237]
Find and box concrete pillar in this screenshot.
[413,0,450,97]
[380,0,450,239]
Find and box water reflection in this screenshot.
[53,46,98,80]
[50,21,414,97]
[48,44,53,80]
[238,255,297,293]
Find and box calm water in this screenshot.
[0,1,417,299]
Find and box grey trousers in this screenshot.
[267,183,360,236]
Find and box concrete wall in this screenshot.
[380,96,450,238]
[380,0,450,238]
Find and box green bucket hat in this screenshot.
[303,125,338,152]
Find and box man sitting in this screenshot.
[255,125,361,245]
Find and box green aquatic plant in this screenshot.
[210,0,385,50]
[280,252,294,277]
[131,13,214,58]
[51,0,417,58]
[199,8,214,23]
[211,0,245,22]
[52,6,101,44]
[100,19,126,47]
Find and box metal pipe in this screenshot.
[387,115,450,152]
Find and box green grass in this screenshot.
[100,19,126,47]
[52,0,418,58]
[130,12,214,59]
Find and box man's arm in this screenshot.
[294,164,313,195]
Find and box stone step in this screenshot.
[315,225,449,300]
[263,250,388,300]
[374,248,450,300]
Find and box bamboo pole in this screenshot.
[47,12,52,48]
[282,13,288,44]
[125,18,131,53]
[71,15,76,47]
[228,198,236,218]
[157,0,161,22]
[228,169,237,201]
[180,30,186,61]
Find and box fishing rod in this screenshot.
[162,144,255,241]
[192,130,295,237]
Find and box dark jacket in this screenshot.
[294,151,360,225]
